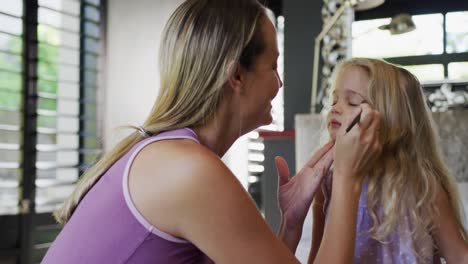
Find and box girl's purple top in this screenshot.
[42,128,214,264]
[323,176,441,264]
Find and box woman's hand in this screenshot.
[276,141,334,240]
[333,103,382,186]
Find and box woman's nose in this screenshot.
[277,72,283,88]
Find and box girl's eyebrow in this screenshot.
[345,90,365,99]
[332,89,365,99]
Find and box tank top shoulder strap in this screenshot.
[144,127,199,144]
[121,127,199,244]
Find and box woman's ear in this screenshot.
[227,62,246,95]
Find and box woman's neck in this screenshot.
[193,101,246,157]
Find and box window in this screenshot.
[352,11,468,84]
[402,64,445,82]
[446,11,468,54]
[0,0,23,217]
[352,14,444,58]
[0,0,104,263]
[449,62,468,80]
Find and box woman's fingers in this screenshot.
[361,108,381,151]
[304,140,334,168]
[357,104,375,131]
[300,150,334,193]
[275,156,290,187]
[306,150,334,175]
[367,110,381,134]
[338,108,361,136]
[348,104,381,141]
[321,151,334,172]
[372,135,383,155]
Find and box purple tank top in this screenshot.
[323,175,441,264]
[42,128,214,264]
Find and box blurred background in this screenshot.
[0,0,467,263]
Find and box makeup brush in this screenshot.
[346,112,361,133]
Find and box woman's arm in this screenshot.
[308,188,326,264]
[276,142,334,253]
[432,184,468,263]
[130,140,300,264]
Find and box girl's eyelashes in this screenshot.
[331,91,366,108]
[348,96,365,106]
[331,97,360,107]
[348,99,362,107]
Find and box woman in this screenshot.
[42,1,381,263]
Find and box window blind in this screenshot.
[0,0,104,263]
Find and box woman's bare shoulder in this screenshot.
[128,138,248,238]
[134,138,229,178]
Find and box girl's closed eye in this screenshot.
[331,94,339,106]
[348,95,364,107]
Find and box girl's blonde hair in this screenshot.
[54,0,267,224]
[332,57,467,261]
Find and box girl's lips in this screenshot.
[329,119,342,129]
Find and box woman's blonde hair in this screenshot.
[54,0,267,224]
[332,57,467,261]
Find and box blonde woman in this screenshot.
[42,1,381,263]
[309,58,468,264]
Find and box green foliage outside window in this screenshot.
[0,26,60,129]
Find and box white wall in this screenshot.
[458,183,468,227]
[222,135,249,189]
[103,0,248,186]
[104,0,184,150]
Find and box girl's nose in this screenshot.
[330,103,342,115]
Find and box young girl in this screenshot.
[309,58,468,264]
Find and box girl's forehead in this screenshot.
[334,67,368,94]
